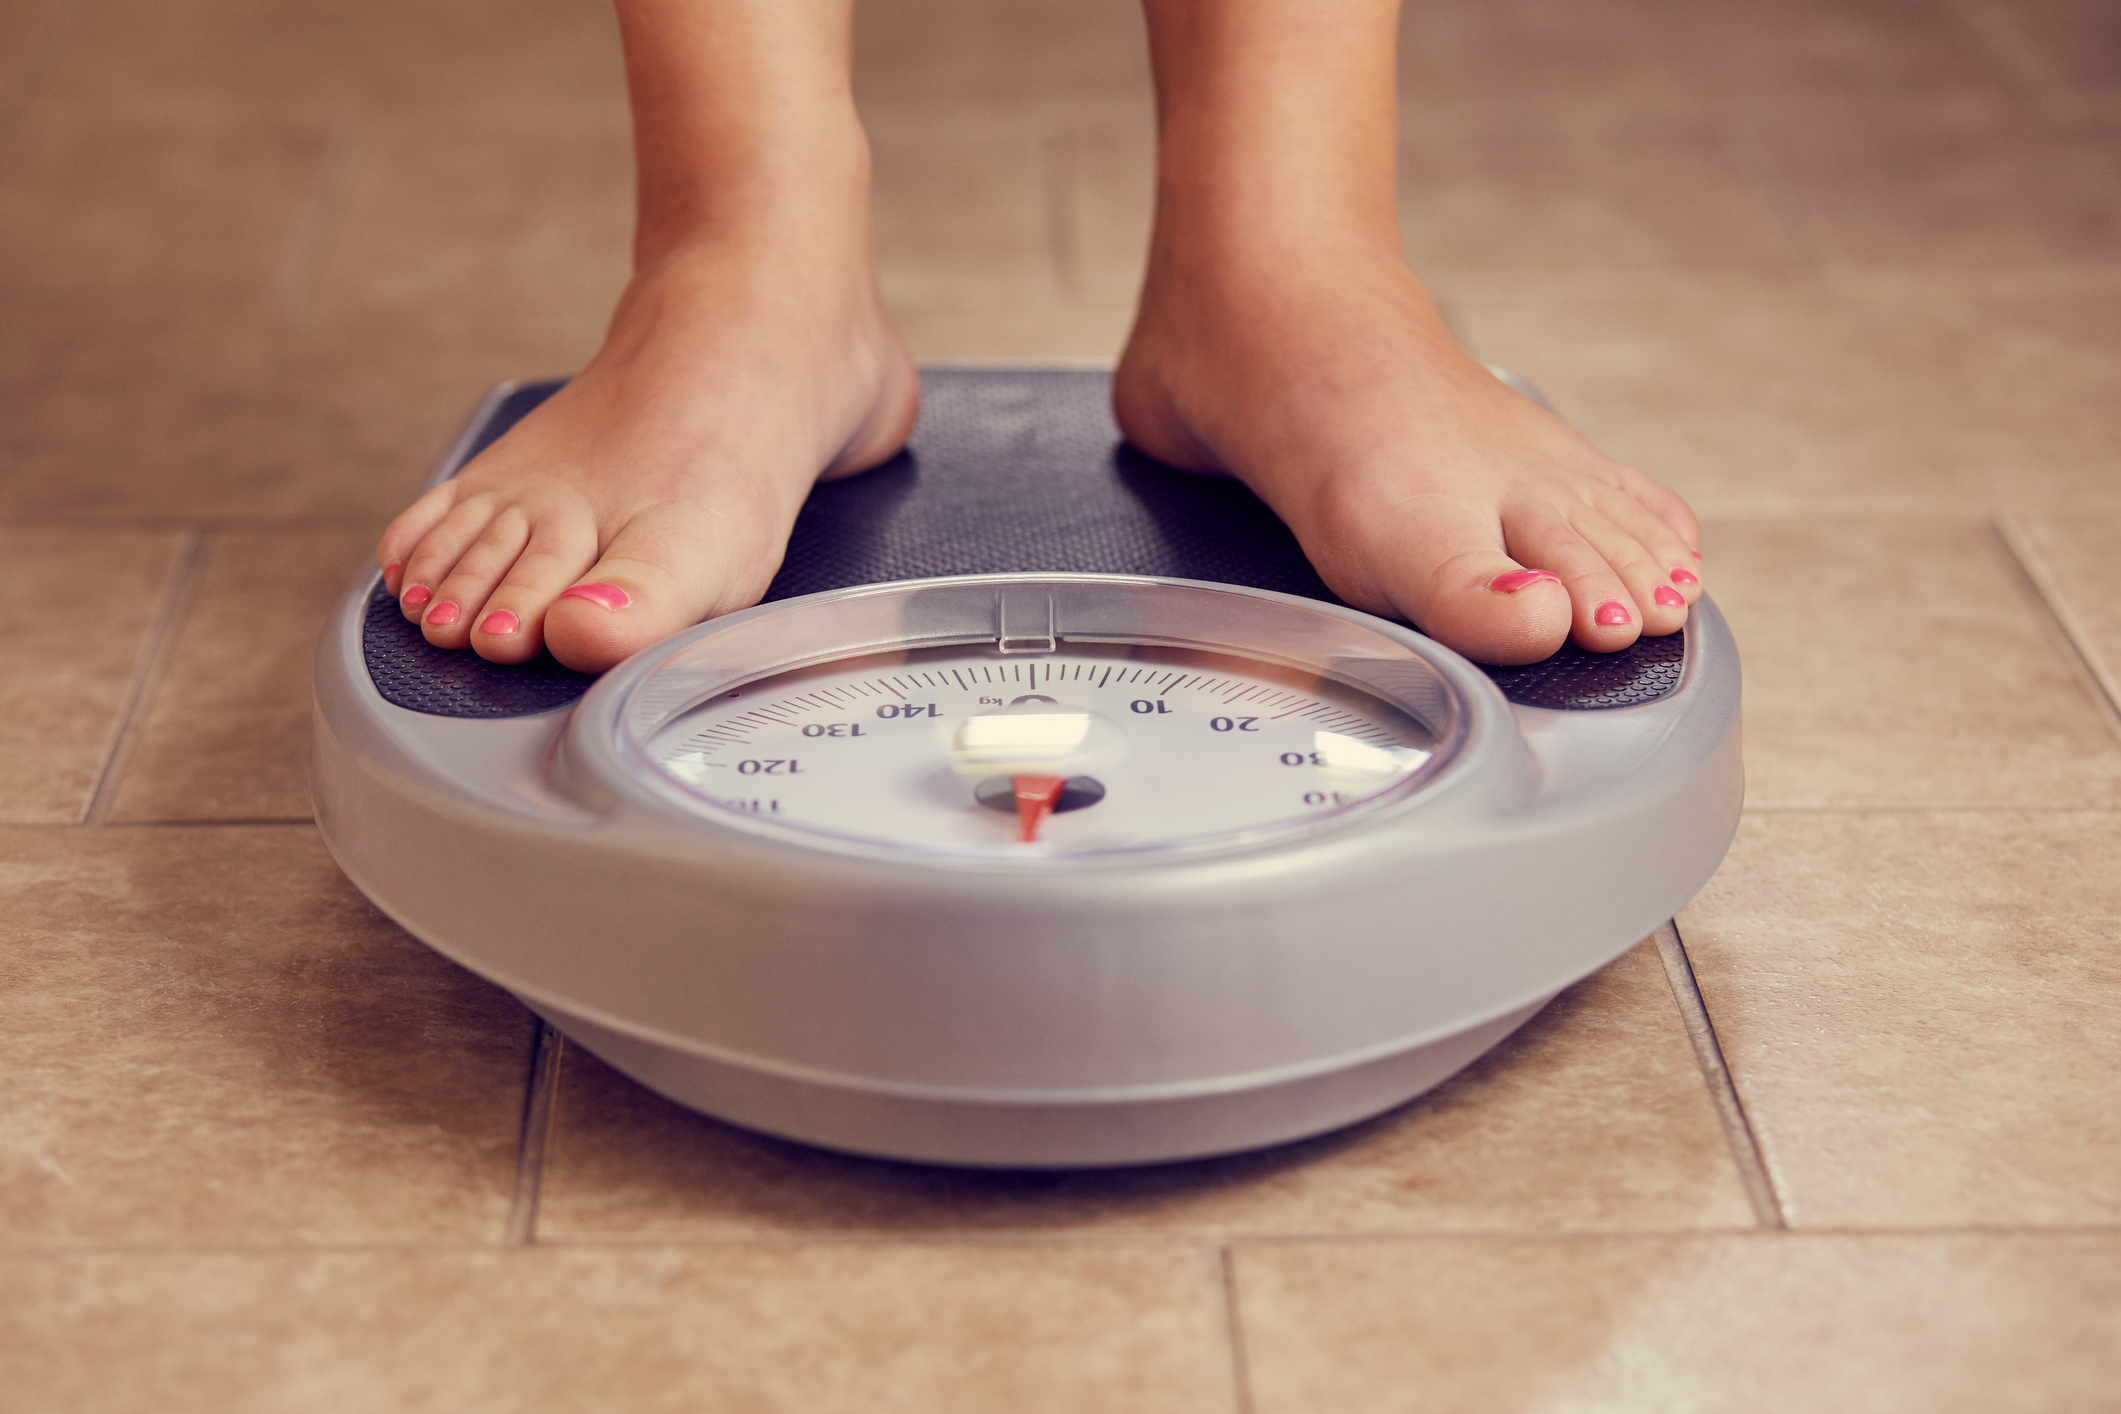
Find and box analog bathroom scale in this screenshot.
[313,369,1742,1167]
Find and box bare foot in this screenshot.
[1114,239,1701,666]
[378,233,916,673]
[379,0,918,676]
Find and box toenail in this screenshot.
[1654,585,1686,608]
[479,610,519,635]
[401,585,432,609]
[560,582,631,611]
[383,561,401,583]
[1690,549,1702,560]
[1488,568,1562,594]
[1594,601,1632,626]
[1670,567,1699,586]
[426,600,460,628]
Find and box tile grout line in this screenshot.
[502,1021,565,1245]
[1653,919,1786,1229]
[82,530,208,826]
[1992,514,2121,746]
[17,1224,2121,1260]
[1215,1242,1259,1414]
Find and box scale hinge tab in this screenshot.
[996,589,1057,654]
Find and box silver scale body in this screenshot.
[313,387,1744,1169]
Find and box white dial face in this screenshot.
[640,642,1442,857]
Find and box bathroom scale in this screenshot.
[313,368,1742,1167]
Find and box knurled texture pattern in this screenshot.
[1482,631,1686,710]
[361,370,1682,716]
[362,581,597,717]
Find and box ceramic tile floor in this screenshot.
[4,0,2118,1408]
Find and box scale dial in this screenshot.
[606,576,1466,860]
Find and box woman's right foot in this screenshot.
[379,238,917,674]
[378,38,918,674]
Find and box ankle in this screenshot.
[632,109,874,272]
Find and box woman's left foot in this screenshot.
[1114,236,1703,666]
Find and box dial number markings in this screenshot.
[646,645,1436,855]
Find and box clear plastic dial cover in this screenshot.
[611,577,1463,859]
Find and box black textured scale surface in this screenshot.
[362,370,1683,717]
[363,582,598,717]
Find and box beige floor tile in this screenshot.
[0,107,336,521]
[1,104,627,524]
[0,104,328,309]
[29,0,624,118]
[0,288,495,525]
[1396,0,2017,107]
[536,939,1753,1240]
[1967,0,2121,103]
[4,1241,1230,1414]
[106,532,371,824]
[306,102,630,344]
[887,274,1133,360]
[1454,294,2121,506]
[1234,1231,2121,1414]
[1398,97,1810,277]
[0,0,80,118]
[2015,514,2121,704]
[1681,811,2121,1228]
[868,104,1061,281]
[1050,100,1155,294]
[854,0,1151,108]
[1705,518,2121,808]
[1755,95,2121,271]
[0,825,528,1246]
[0,530,181,825]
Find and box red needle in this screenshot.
[1011,775,1067,843]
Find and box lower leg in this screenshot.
[1118,0,1701,663]
[379,0,917,672]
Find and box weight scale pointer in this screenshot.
[314,368,1741,1168]
[950,699,1102,845]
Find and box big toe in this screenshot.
[1352,503,1572,665]
[1413,559,1574,666]
[542,505,774,673]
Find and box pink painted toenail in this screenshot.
[1594,601,1632,626]
[1670,568,1699,586]
[560,582,631,611]
[383,561,401,583]
[1488,569,1562,594]
[479,610,519,635]
[1654,585,1686,608]
[1691,549,1702,560]
[426,601,460,628]
[401,585,432,610]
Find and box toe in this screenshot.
[1612,460,1702,556]
[543,502,772,673]
[1586,483,1705,626]
[396,493,499,623]
[422,505,533,650]
[378,482,460,600]
[465,514,601,665]
[1572,507,1689,639]
[1503,510,1644,653]
[1367,501,1573,665]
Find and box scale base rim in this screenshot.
[531,996,1548,1169]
